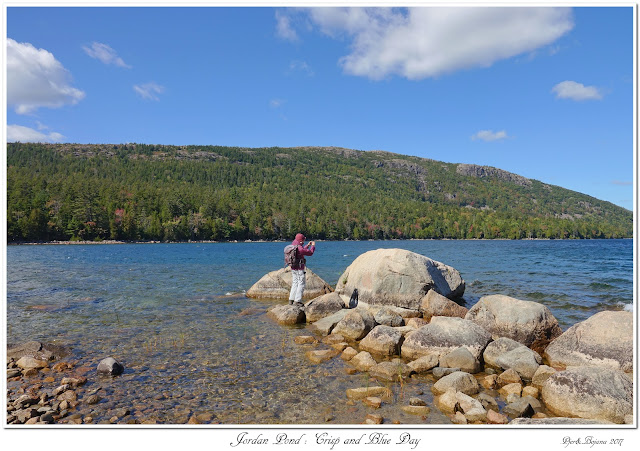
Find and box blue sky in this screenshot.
[4,4,635,210]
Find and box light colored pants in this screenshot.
[289,269,306,303]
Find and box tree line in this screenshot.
[6,142,633,242]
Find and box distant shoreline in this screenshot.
[6,237,632,246]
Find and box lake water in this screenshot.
[5,240,633,424]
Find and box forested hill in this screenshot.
[7,142,632,242]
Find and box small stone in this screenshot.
[196,412,215,423]
[350,351,377,372]
[480,374,497,389]
[59,400,69,411]
[341,347,358,361]
[44,376,55,383]
[97,357,124,376]
[486,409,509,424]
[323,334,346,344]
[532,412,547,419]
[345,367,358,375]
[498,383,522,398]
[61,376,87,387]
[16,356,48,370]
[306,349,339,364]
[85,394,101,405]
[401,405,430,416]
[53,384,70,396]
[451,411,467,424]
[522,386,539,399]
[477,393,499,412]
[40,412,55,423]
[363,397,382,408]
[52,362,70,372]
[23,368,39,377]
[330,342,349,352]
[497,368,522,387]
[346,386,389,400]
[409,397,426,407]
[57,390,77,402]
[364,413,383,424]
[7,368,21,378]
[294,335,317,345]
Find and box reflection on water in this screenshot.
[6,240,632,424]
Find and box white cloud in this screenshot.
[7,124,65,143]
[472,130,508,142]
[551,80,603,101]
[285,7,573,80]
[270,98,285,108]
[133,82,165,101]
[276,10,299,41]
[7,38,86,114]
[82,42,131,68]
[289,60,314,76]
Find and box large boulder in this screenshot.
[420,290,468,322]
[543,311,632,372]
[541,366,633,424]
[401,316,491,360]
[247,267,332,301]
[359,325,403,356]
[266,304,305,325]
[332,308,376,341]
[465,294,562,353]
[304,292,345,323]
[334,249,464,310]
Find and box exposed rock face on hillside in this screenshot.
[456,163,532,187]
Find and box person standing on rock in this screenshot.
[287,233,316,307]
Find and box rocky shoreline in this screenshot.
[254,248,634,425]
[7,247,634,426]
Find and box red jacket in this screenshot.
[291,239,315,270]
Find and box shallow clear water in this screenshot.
[6,240,633,424]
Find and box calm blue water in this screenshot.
[5,240,633,424]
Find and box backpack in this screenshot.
[284,244,305,268]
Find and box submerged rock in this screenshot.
[335,248,465,310]
[247,267,332,301]
[97,357,124,376]
[543,310,632,372]
[465,294,562,353]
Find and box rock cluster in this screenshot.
[270,248,634,425]
[6,343,137,425]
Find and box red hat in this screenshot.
[295,233,306,242]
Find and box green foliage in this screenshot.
[6,142,632,242]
